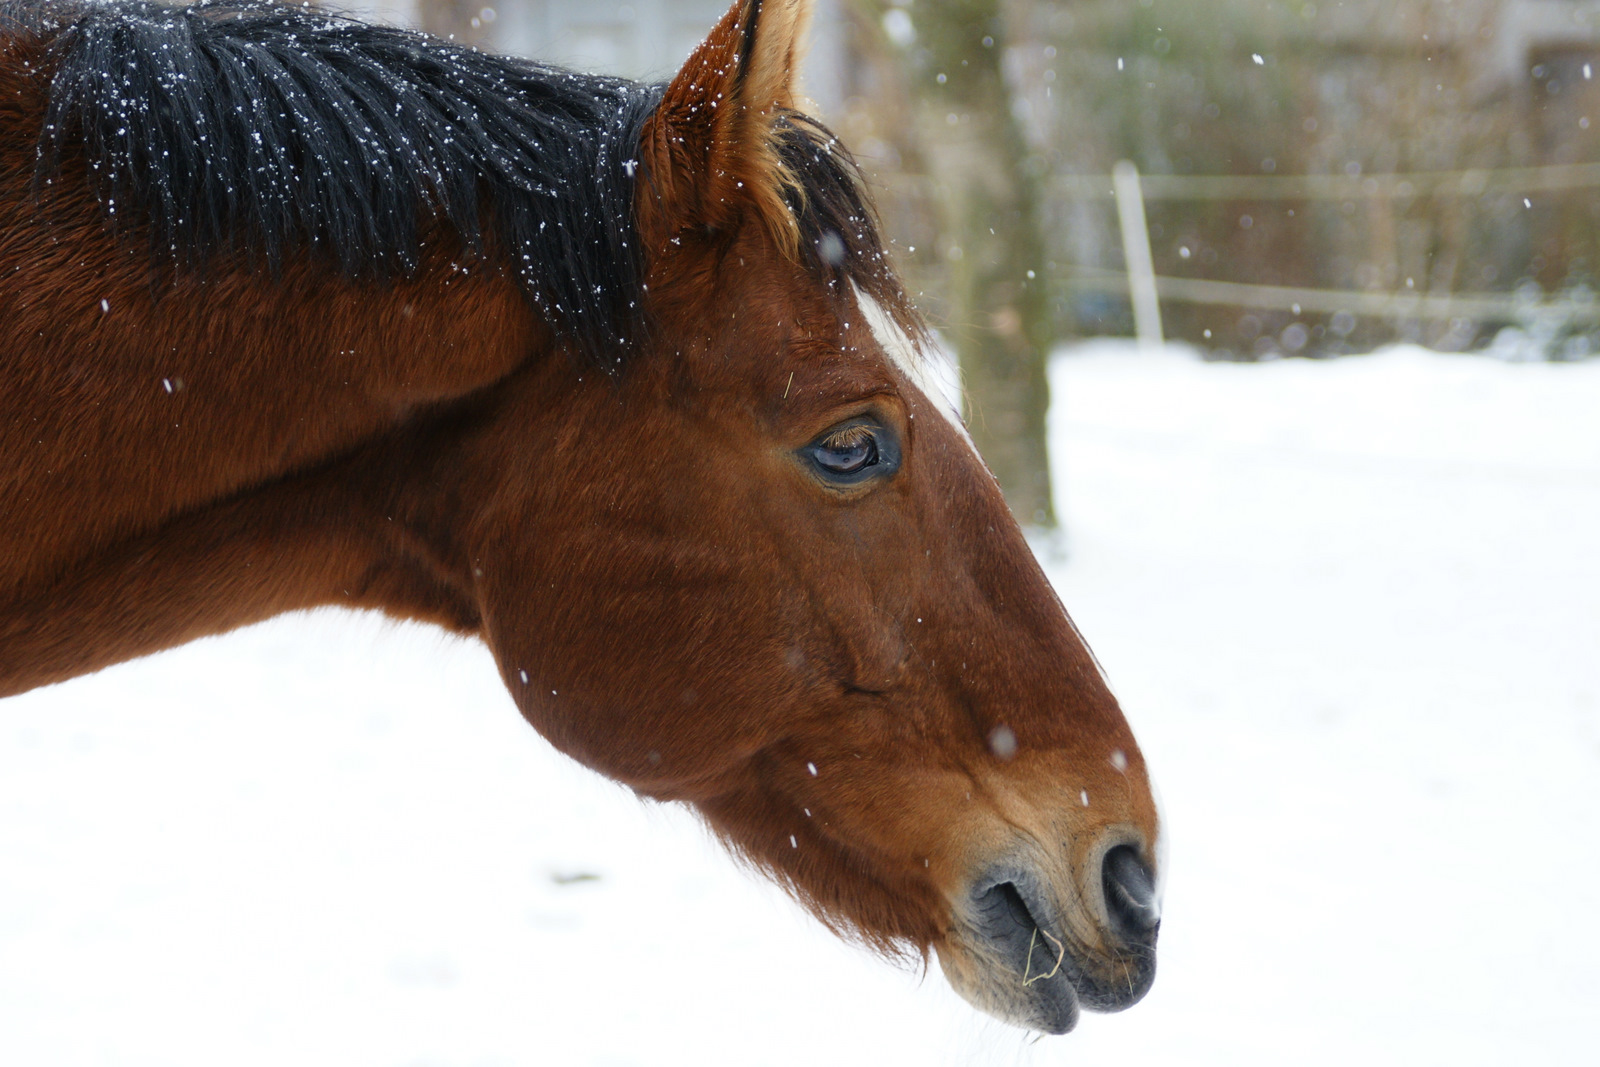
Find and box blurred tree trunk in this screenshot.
[923,0,1054,527]
[855,0,1058,528]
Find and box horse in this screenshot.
[0,0,1160,1034]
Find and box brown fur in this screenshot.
[638,0,811,257]
[0,0,1160,1032]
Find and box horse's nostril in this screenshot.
[1101,845,1160,938]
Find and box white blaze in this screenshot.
[852,285,973,448]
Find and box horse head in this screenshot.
[466,0,1161,1033]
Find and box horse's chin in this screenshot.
[935,937,1084,1034]
[935,931,1157,1036]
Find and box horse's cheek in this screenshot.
[465,515,790,786]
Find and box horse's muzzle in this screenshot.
[941,843,1160,1034]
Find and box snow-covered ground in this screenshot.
[3,343,1596,1065]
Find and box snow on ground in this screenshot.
[2,342,1597,1065]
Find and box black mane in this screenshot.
[21,0,916,366]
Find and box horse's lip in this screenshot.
[975,870,1082,1024]
[935,868,1082,1033]
[944,862,1157,1033]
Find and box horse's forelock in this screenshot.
[769,110,929,351]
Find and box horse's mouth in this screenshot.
[937,848,1159,1034]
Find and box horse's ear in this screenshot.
[637,0,812,257]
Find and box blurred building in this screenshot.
[1000,0,1600,357]
[338,0,848,114]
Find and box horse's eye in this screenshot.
[816,427,877,473]
[802,420,899,486]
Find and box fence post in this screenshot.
[1113,160,1164,353]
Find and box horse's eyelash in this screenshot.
[821,425,874,449]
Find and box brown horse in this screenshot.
[0,0,1160,1033]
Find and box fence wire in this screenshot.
[1067,267,1600,324]
[1055,161,1600,201]
[1062,160,1600,329]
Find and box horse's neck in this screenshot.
[0,234,539,594]
[0,226,541,691]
